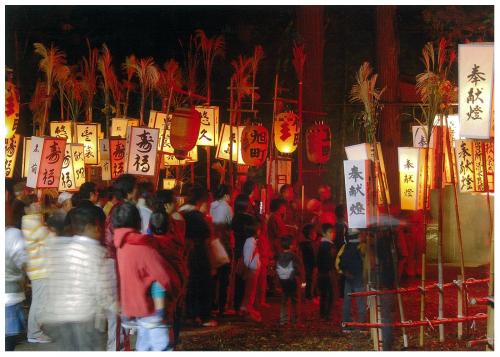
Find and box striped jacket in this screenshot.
[21,213,54,281]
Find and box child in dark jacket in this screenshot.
[299,224,317,300]
[336,228,366,332]
[316,223,337,321]
[276,236,304,326]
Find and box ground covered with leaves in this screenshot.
[177,264,490,351]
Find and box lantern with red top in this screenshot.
[306,122,331,164]
[170,107,201,159]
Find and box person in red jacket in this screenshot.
[112,202,172,351]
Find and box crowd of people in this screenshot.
[5,176,426,351]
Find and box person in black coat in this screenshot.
[299,224,317,300]
[316,223,337,321]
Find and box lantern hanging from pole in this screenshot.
[274,111,299,154]
[22,137,31,178]
[109,138,126,179]
[5,134,20,178]
[125,127,159,176]
[241,124,269,166]
[454,140,475,193]
[170,107,201,159]
[71,144,86,188]
[100,139,111,181]
[26,137,67,189]
[76,123,99,165]
[398,147,420,211]
[306,122,331,164]
[5,81,20,139]
[50,121,73,143]
[458,43,493,140]
[215,124,245,164]
[195,106,219,146]
[343,159,373,228]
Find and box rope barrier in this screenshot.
[343,314,487,329]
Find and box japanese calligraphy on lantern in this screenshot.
[241,125,269,166]
[126,127,159,176]
[215,124,245,164]
[5,134,20,178]
[50,121,73,143]
[148,111,172,151]
[109,138,126,179]
[412,126,430,148]
[306,123,331,164]
[472,141,486,192]
[111,118,129,138]
[5,81,20,139]
[398,147,420,210]
[459,43,493,139]
[71,144,85,188]
[22,137,31,178]
[343,160,372,228]
[195,106,219,146]
[455,140,475,192]
[26,137,44,188]
[484,140,494,191]
[433,114,460,141]
[266,158,292,192]
[274,111,299,154]
[59,144,76,191]
[164,147,198,166]
[76,123,99,165]
[100,139,110,160]
[36,137,67,189]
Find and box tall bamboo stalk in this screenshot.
[437,118,445,342]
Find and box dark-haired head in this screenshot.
[281,235,293,250]
[149,210,169,235]
[234,194,250,214]
[243,217,260,238]
[270,198,286,213]
[302,223,315,240]
[111,202,142,231]
[68,205,104,240]
[242,180,257,197]
[321,223,335,236]
[214,184,231,201]
[187,184,209,206]
[112,174,138,202]
[79,182,98,202]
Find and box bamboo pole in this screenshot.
[457,274,463,340]
[270,75,279,191]
[443,115,468,335]
[228,78,234,188]
[298,79,303,188]
[419,253,426,346]
[437,121,445,342]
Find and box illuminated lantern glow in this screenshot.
[454,140,475,193]
[26,137,67,189]
[76,123,99,165]
[306,123,331,164]
[266,158,292,192]
[345,142,390,205]
[458,43,493,139]
[431,125,456,187]
[125,127,159,177]
[412,126,430,148]
[417,148,433,210]
[170,107,201,159]
[472,141,486,192]
[164,147,198,166]
[241,125,269,166]
[109,138,127,179]
[59,144,76,191]
[111,118,129,138]
[71,144,86,188]
[50,121,73,143]
[398,147,420,211]
[5,134,20,178]
[215,124,245,164]
[5,81,20,139]
[163,178,176,190]
[343,159,373,228]
[195,106,219,146]
[100,139,111,181]
[274,111,299,154]
[484,140,494,191]
[22,137,31,178]
[148,111,173,151]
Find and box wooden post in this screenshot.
[205,146,211,192]
[419,253,426,347]
[437,120,445,342]
[228,78,234,188]
[298,79,303,188]
[457,274,463,340]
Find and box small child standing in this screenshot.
[316,223,337,321]
[299,224,317,301]
[276,236,304,326]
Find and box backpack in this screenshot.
[277,260,294,280]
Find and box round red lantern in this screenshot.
[5,81,20,139]
[241,125,269,166]
[306,123,331,164]
[170,107,201,159]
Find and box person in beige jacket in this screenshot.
[22,203,54,343]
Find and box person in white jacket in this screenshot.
[41,204,117,350]
[241,218,262,322]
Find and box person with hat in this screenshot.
[335,228,367,333]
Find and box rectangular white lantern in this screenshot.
[266,158,292,192]
[484,140,494,191]
[76,123,99,165]
[109,138,126,179]
[455,140,475,192]
[22,137,31,178]
[27,137,67,189]
[398,147,420,211]
[5,134,20,178]
[71,144,85,188]
[126,127,159,176]
[59,144,76,191]
[344,160,372,228]
[215,124,245,163]
[458,43,493,139]
[26,136,45,188]
[195,106,219,146]
[50,121,73,143]
[412,126,430,148]
[100,139,110,160]
[111,118,129,138]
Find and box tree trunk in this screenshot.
[376,5,400,210]
[296,5,325,197]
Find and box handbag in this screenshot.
[210,238,230,268]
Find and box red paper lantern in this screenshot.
[170,107,201,159]
[241,125,269,166]
[306,123,331,164]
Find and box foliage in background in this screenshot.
[195,29,225,104]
